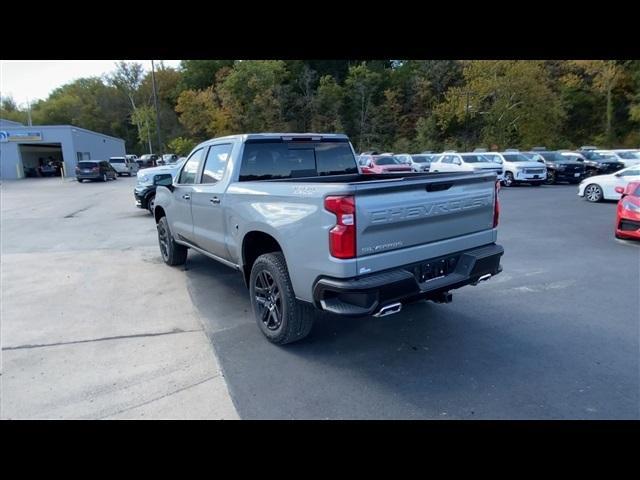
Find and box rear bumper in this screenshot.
[312,243,504,316]
[76,174,101,180]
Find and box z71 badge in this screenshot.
[293,186,317,196]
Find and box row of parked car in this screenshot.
[75,154,186,183]
[356,147,640,199]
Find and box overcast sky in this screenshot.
[0,60,182,106]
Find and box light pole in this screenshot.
[150,60,162,155]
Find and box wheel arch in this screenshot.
[241,231,285,287]
[154,205,166,223]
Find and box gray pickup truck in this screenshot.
[154,133,504,344]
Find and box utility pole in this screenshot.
[465,90,470,152]
[26,97,32,126]
[150,60,162,155]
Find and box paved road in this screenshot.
[1,177,237,419]
[186,183,639,419]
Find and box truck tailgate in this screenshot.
[354,172,497,258]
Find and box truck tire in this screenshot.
[249,252,314,345]
[157,216,188,266]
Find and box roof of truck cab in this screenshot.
[197,133,349,145]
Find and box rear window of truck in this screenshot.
[239,140,358,181]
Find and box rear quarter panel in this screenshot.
[225,181,358,302]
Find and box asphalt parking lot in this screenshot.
[2,176,638,419]
[188,182,639,419]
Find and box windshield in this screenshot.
[588,152,616,160]
[503,154,532,162]
[374,156,401,165]
[480,153,503,164]
[616,151,640,159]
[140,155,152,160]
[394,155,411,164]
[539,152,570,163]
[411,155,431,163]
[460,154,492,163]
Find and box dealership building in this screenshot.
[0,119,126,179]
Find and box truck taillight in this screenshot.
[493,180,500,228]
[325,195,356,259]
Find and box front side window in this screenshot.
[178,148,204,184]
[202,144,232,184]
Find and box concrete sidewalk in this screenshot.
[0,178,238,419]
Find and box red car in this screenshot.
[615,181,640,240]
[359,155,413,174]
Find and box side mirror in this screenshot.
[614,172,623,177]
[154,173,173,189]
[615,186,625,194]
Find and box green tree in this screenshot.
[436,61,565,149]
[0,96,29,124]
[311,75,344,132]
[218,60,290,132]
[179,60,234,90]
[570,61,625,147]
[175,88,232,140]
[131,105,156,153]
[168,137,197,156]
[344,63,383,151]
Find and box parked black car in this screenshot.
[134,173,173,213]
[75,160,118,182]
[579,150,625,177]
[523,151,585,185]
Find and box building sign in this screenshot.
[0,131,43,142]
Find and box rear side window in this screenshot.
[239,140,358,181]
[178,148,204,184]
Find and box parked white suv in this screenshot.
[429,152,504,181]
[109,157,140,176]
[494,151,547,187]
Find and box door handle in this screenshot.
[182,194,191,200]
[210,197,221,205]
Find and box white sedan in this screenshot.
[578,165,640,202]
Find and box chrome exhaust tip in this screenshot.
[373,302,403,317]
[471,273,492,286]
